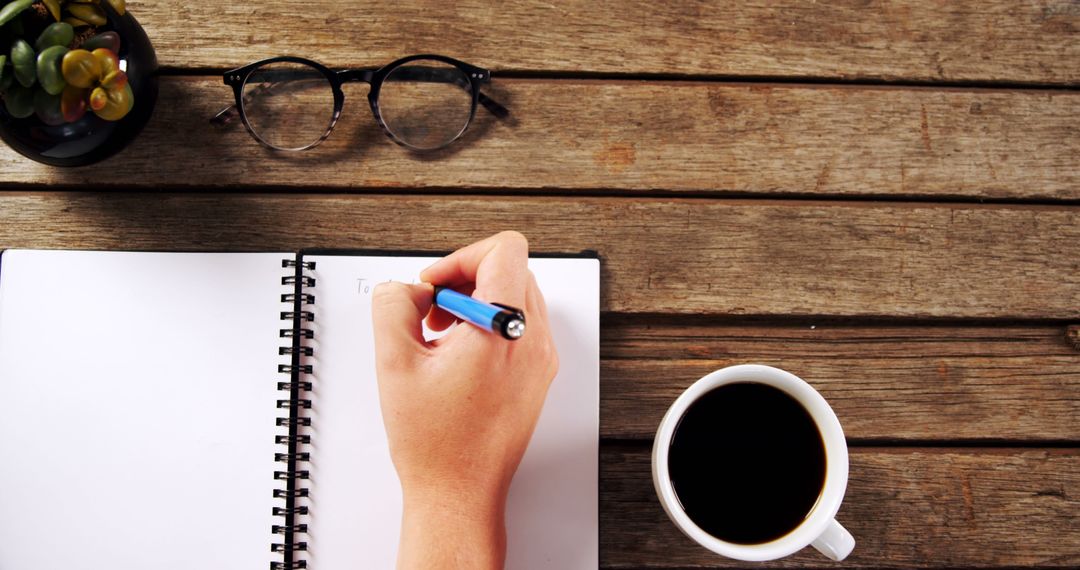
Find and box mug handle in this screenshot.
[811,519,855,561]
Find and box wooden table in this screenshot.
[2,2,1077,567]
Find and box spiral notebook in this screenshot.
[0,249,599,570]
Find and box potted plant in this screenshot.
[0,0,156,166]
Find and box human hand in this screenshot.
[371,231,559,569]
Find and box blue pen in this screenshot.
[432,286,526,340]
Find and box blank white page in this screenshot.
[300,255,599,569]
[0,250,287,570]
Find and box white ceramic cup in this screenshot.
[651,364,855,562]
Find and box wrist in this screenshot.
[398,460,515,514]
[399,486,507,570]
[402,481,508,527]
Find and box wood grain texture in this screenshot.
[133,1,1080,84]
[0,4,1071,568]
[600,324,1080,440]
[1,193,1077,319]
[2,79,1077,200]
[600,445,1080,568]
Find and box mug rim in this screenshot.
[651,364,849,561]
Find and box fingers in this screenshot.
[425,305,458,333]
[372,282,435,366]
[420,231,529,309]
[425,283,474,332]
[429,273,548,350]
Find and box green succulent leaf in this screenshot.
[36,45,68,95]
[11,38,35,87]
[0,0,33,28]
[33,86,64,125]
[81,31,120,54]
[34,22,74,52]
[65,3,106,26]
[3,82,34,118]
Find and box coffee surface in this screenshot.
[668,382,826,544]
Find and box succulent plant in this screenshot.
[41,0,125,28]
[34,20,71,51]
[0,0,133,123]
[60,46,131,120]
[0,0,33,27]
[4,83,33,117]
[10,37,34,86]
[37,44,67,94]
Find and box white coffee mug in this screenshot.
[651,364,855,562]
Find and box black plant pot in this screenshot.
[0,4,158,167]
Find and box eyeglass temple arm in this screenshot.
[211,82,269,126]
[478,92,509,119]
[211,104,240,126]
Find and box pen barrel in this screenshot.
[433,287,524,339]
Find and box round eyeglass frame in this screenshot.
[223,54,491,152]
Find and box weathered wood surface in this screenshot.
[1,193,1077,319]
[2,2,1077,565]
[600,445,1080,568]
[1,79,1076,200]
[1,193,1077,318]
[601,324,1080,441]
[137,1,1080,84]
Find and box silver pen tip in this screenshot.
[506,319,526,339]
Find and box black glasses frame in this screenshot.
[213,54,509,151]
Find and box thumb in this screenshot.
[372,281,435,367]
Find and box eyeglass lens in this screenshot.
[242,61,336,151]
[378,59,474,150]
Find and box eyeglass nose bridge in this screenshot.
[337,69,375,84]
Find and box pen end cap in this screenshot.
[505,319,526,339]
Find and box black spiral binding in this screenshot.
[272,257,316,570]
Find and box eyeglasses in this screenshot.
[211,54,509,152]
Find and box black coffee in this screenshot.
[668,382,826,544]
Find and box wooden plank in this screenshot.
[0,193,1077,319]
[600,445,1080,568]
[600,324,1080,441]
[133,1,1080,84]
[2,78,1077,200]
